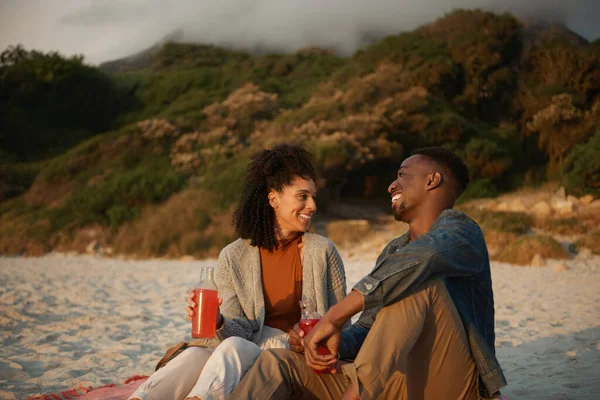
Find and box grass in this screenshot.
[495,234,569,265]
[463,208,533,234]
[114,188,235,258]
[326,220,373,246]
[533,217,587,236]
[575,228,600,254]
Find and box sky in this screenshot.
[0,0,598,65]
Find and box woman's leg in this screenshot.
[186,337,263,400]
[129,347,214,400]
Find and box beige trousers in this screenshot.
[228,280,479,400]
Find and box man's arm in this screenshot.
[303,290,365,371]
[355,214,485,313]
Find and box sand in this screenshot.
[1,252,599,400]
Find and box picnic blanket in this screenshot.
[27,375,148,400]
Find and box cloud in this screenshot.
[0,0,598,65]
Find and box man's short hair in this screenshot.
[411,147,470,198]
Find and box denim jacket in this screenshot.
[338,209,507,398]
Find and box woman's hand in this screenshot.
[288,323,306,353]
[186,290,224,328]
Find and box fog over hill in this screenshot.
[0,0,599,64]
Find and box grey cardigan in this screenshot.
[189,233,347,348]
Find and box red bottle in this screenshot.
[191,267,219,339]
[299,298,332,374]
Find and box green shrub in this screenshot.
[65,156,186,226]
[0,45,135,161]
[0,162,43,201]
[562,127,600,197]
[458,179,499,202]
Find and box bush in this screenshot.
[533,217,587,236]
[0,45,135,161]
[458,179,499,202]
[0,162,42,201]
[64,156,186,226]
[495,234,568,265]
[114,189,234,258]
[326,220,373,246]
[465,209,532,234]
[575,228,600,255]
[562,127,600,197]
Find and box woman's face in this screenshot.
[269,176,317,239]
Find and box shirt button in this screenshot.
[364,283,373,290]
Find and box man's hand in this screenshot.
[303,289,366,374]
[288,323,306,353]
[304,317,341,373]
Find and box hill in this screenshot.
[1,9,599,258]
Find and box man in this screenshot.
[229,147,507,400]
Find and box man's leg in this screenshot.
[228,349,348,400]
[342,279,478,400]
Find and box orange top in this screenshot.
[259,236,303,333]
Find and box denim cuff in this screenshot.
[353,276,382,312]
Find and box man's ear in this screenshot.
[426,172,443,191]
[268,191,279,209]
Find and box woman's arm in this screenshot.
[325,243,351,329]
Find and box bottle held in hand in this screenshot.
[299,298,331,374]
[191,267,219,339]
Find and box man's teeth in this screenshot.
[392,194,402,203]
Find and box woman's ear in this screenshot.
[268,191,279,209]
[426,172,443,191]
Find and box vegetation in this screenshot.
[562,127,600,197]
[495,234,569,265]
[575,228,600,255]
[1,9,599,257]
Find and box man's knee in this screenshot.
[377,279,445,319]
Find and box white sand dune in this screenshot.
[1,253,599,399]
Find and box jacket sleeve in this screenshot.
[213,250,255,343]
[354,217,485,313]
[325,242,351,329]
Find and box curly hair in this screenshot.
[233,144,317,251]
[411,147,470,198]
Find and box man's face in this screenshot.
[387,155,433,222]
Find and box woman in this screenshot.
[130,144,347,400]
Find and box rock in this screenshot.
[86,240,100,255]
[590,199,600,208]
[531,201,552,217]
[552,263,569,272]
[551,197,576,215]
[566,195,578,204]
[495,201,509,211]
[180,255,194,261]
[101,247,114,256]
[530,254,546,267]
[508,198,526,212]
[0,390,16,400]
[579,194,594,205]
[577,247,593,259]
[555,186,566,199]
[479,200,497,210]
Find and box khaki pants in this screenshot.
[228,280,478,400]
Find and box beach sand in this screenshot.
[1,252,599,399]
